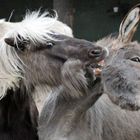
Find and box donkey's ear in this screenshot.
[4,37,16,47]
[118,4,140,43]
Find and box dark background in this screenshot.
[0,0,140,41]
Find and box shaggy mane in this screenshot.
[0,10,72,99]
[0,41,22,99]
[5,10,73,45]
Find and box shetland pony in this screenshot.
[0,10,106,140]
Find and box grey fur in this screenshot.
[102,42,140,110]
[38,5,140,139]
[4,7,140,140]
[38,58,140,140]
[38,6,140,140]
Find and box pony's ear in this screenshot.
[4,37,16,47]
[4,36,29,51]
[118,4,140,43]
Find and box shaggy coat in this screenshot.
[38,5,140,140]
[0,10,106,140]
[38,58,140,140]
[0,10,73,140]
[0,84,38,140]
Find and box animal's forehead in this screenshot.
[107,43,139,61]
[118,43,140,53]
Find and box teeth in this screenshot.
[94,68,102,76]
[98,60,105,67]
[93,69,96,73]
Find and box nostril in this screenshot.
[92,49,101,54]
[89,48,102,57]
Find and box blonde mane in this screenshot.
[5,10,73,44]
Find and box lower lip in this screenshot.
[94,68,102,76]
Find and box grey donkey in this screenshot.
[102,4,140,110]
[38,4,140,140]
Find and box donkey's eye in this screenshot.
[130,56,140,62]
[46,42,54,49]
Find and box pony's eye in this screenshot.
[46,42,54,49]
[130,56,140,62]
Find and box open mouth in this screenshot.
[84,60,105,88]
[84,59,105,86]
[86,47,108,77]
[88,60,105,77]
[95,60,105,76]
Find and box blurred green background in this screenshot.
[0,0,140,41]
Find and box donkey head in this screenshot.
[102,43,140,110]
[102,4,140,110]
[0,11,108,99]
